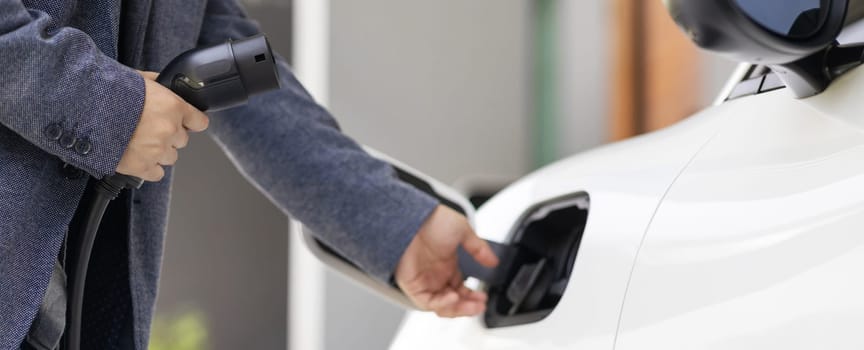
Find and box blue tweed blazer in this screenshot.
[0,0,437,348]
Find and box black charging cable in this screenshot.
[65,174,142,350]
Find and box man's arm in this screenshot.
[198,0,498,316]
[197,14,439,281]
[0,1,144,177]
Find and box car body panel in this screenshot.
[391,64,864,349]
[616,68,864,350]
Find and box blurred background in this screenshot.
[152,0,736,349]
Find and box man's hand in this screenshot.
[395,205,499,317]
[115,71,209,181]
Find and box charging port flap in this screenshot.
[483,193,589,328]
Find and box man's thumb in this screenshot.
[461,229,499,268]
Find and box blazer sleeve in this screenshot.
[0,1,145,178]
[198,0,439,282]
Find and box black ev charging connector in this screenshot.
[65,34,279,350]
[156,34,280,111]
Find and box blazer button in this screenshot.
[60,163,84,180]
[74,138,92,155]
[43,123,63,140]
[58,133,76,149]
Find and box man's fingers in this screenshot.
[428,290,459,310]
[434,298,485,318]
[425,288,484,318]
[183,107,210,132]
[466,290,488,303]
[143,165,165,182]
[462,230,500,268]
[173,129,190,149]
[158,147,179,166]
[121,70,201,182]
[415,281,489,318]
[448,269,463,288]
[455,300,485,316]
[457,285,488,303]
[396,205,497,317]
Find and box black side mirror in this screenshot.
[665,0,856,98]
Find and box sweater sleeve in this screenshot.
[198,0,439,282]
[0,1,144,178]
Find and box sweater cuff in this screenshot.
[364,183,439,282]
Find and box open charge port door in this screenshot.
[484,193,589,328]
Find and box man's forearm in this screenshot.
[206,60,439,281]
[198,0,440,282]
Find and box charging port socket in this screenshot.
[484,193,589,328]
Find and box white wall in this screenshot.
[555,0,610,158]
[699,53,739,105]
[157,136,288,350]
[554,1,735,160]
[155,3,294,350]
[329,1,532,183]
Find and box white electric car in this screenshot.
[303,1,864,349]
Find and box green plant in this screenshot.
[148,310,209,350]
